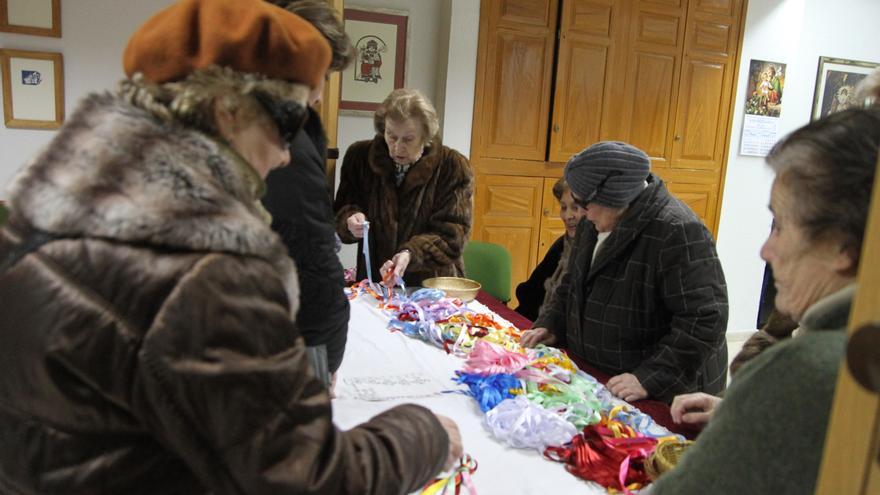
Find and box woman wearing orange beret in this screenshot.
[0,0,460,493]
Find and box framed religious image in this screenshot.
[1,49,64,129]
[811,56,880,120]
[0,0,61,38]
[340,7,407,113]
[744,59,786,117]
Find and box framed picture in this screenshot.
[1,49,64,129]
[811,56,880,120]
[744,59,786,117]
[0,0,61,38]
[340,7,407,114]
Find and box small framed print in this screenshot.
[1,49,64,129]
[0,0,61,38]
[340,7,408,114]
[811,56,880,121]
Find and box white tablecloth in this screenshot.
[332,296,609,494]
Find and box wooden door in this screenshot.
[548,0,625,162]
[614,0,687,166]
[471,0,559,162]
[815,156,880,494]
[321,0,344,191]
[664,0,743,235]
[537,178,566,263]
[472,174,545,308]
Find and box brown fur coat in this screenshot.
[334,135,474,285]
[0,93,449,494]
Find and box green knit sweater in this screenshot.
[651,285,854,495]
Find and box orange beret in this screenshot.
[123,0,331,88]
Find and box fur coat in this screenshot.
[534,175,729,402]
[334,135,473,286]
[0,93,448,494]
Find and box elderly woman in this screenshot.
[654,108,880,494]
[514,178,586,321]
[334,88,473,285]
[521,142,729,403]
[0,1,460,493]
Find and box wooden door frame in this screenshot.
[815,154,880,494]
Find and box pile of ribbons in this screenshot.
[347,279,681,494]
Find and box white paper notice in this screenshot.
[340,373,450,401]
[740,114,779,157]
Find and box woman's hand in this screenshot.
[435,414,463,471]
[346,212,367,238]
[607,373,648,402]
[520,327,557,348]
[380,250,411,280]
[670,392,722,425]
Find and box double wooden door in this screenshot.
[470,0,746,306]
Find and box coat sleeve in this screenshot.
[334,142,369,245]
[134,254,448,495]
[263,136,350,373]
[630,220,728,400]
[399,149,474,275]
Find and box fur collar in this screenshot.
[5,92,299,314]
[366,134,443,194]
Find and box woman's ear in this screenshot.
[833,242,859,276]
[212,98,238,142]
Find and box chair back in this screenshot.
[463,240,512,303]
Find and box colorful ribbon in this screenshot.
[420,454,478,495]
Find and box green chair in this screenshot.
[463,240,512,303]
[0,203,8,226]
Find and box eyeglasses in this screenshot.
[252,89,306,145]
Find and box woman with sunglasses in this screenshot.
[0,1,460,492]
[521,141,729,403]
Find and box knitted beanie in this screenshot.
[123,0,331,88]
[563,141,651,208]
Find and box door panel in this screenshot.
[549,0,619,162]
[671,57,727,169]
[472,174,544,307]
[538,178,565,264]
[473,0,558,162]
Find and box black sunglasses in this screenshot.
[252,89,307,145]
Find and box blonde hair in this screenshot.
[373,88,440,145]
[117,65,309,135]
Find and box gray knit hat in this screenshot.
[563,141,651,208]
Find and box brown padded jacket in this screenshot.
[0,93,448,494]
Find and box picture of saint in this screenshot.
[745,60,786,117]
[355,36,386,84]
[818,70,867,118]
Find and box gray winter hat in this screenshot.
[563,141,651,208]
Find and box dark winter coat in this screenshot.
[263,107,349,372]
[0,94,448,494]
[515,235,565,321]
[534,175,729,402]
[334,135,473,286]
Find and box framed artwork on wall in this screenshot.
[1,49,64,129]
[339,7,407,114]
[0,0,61,38]
[811,56,880,120]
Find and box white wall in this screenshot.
[717,0,880,332]
[0,0,175,193]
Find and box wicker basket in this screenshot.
[646,440,694,480]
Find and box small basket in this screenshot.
[422,277,481,302]
[645,440,694,480]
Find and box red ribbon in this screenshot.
[544,423,657,494]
